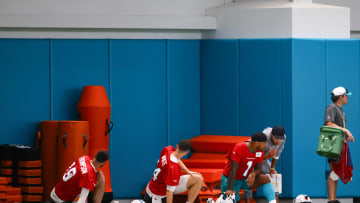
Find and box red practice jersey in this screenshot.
[223,142,264,180]
[148,146,181,196]
[54,156,97,201]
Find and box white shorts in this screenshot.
[174,175,190,194]
[147,175,191,199]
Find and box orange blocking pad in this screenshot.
[23,195,42,202]
[18,177,42,185]
[182,159,227,169]
[0,161,12,168]
[190,153,227,160]
[6,187,21,196]
[0,192,5,200]
[5,195,22,202]
[0,186,7,192]
[183,168,223,184]
[0,178,8,185]
[190,135,251,153]
[18,169,42,177]
[0,169,12,176]
[21,186,44,194]
[18,160,41,168]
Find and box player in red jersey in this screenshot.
[221,132,276,203]
[144,140,204,203]
[50,150,109,203]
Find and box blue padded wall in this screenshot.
[0,39,201,199]
[1,38,360,199]
[280,39,293,198]
[239,39,282,136]
[200,40,240,136]
[0,39,50,145]
[200,38,360,198]
[326,40,360,196]
[200,39,292,197]
[167,40,200,146]
[110,39,167,198]
[292,39,327,197]
[51,39,110,120]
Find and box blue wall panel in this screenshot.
[326,40,360,196]
[167,40,200,146]
[200,40,240,136]
[292,39,327,197]
[1,38,360,199]
[0,39,50,146]
[239,39,282,136]
[279,39,293,198]
[51,39,110,120]
[110,40,167,198]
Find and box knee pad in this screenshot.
[329,171,339,181]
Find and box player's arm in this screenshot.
[166,186,175,203]
[178,160,201,176]
[178,159,191,174]
[78,188,90,203]
[270,159,278,175]
[246,162,262,186]
[226,160,239,195]
[326,121,354,141]
[252,162,262,176]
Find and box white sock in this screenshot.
[269,200,276,203]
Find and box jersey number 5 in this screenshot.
[63,162,77,182]
[153,168,161,181]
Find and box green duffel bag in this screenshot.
[317,126,344,158]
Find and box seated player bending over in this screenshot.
[50,150,109,203]
[221,132,276,203]
[144,139,204,203]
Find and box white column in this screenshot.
[292,0,312,2]
[203,0,350,39]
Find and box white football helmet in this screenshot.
[130,199,145,203]
[294,194,312,203]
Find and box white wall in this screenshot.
[0,0,229,39]
[313,0,360,38]
[0,0,229,16]
[203,0,350,39]
[0,0,359,39]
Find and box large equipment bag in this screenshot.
[317,126,344,158]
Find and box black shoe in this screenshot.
[328,200,341,203]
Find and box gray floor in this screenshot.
[111,198,354,203]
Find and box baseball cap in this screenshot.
[271,125,285,139]
[251,132,266,142]
[331,86,352,96]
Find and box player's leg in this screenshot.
[249,174,275,203]
[275,194,279,203]
[92,171,105,203]
[242,189,252,203]
[220,175,241,202]
[327,162,339,202]
[327,171,338,201]
[174,174,203,203]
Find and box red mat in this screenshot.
[190,135,251,153]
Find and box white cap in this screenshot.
[331,86,352,96]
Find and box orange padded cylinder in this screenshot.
[38,121,89,201]
[78,86,113,199]
[57,121,89,178]
[38,121,59,201]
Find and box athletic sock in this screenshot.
[262,182,276,202]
